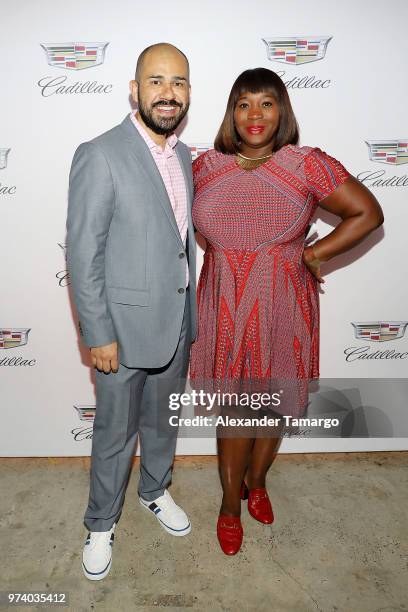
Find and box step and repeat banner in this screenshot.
[1,0,407,455]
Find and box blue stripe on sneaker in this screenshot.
[82,558,111,576]
[140,496,190,532]
[155,516,191,533]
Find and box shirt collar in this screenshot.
[129,112,178,153]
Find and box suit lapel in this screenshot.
[176,144,193,205]
[120,116,183,245]
[175,143,194,236]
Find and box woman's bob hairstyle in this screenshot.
[214,67,299,154]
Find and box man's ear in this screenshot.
[129,79,138,103]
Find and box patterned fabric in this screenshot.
[190,145,350,416]
[130,113,189,284]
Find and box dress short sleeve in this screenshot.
[304,148,350,201]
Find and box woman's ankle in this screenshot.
[220,496,241,517]
[246,474,266,489]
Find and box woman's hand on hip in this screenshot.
[303,246,325,284]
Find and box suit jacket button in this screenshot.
[179,252,185,259]
[178,288,185,294]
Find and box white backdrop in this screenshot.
[1,0,407,455]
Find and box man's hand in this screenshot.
[90,342,119,374]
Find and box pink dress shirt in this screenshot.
[130,113,189,287]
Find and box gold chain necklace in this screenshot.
[236,152,273,171]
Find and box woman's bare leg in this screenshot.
[246,430,283,489]
[217,436,254,516]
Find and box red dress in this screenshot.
[190,145,349,417]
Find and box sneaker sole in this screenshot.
[82,557,112,581]
[139,498,191,536]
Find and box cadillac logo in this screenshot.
[189,144,212,162]
[0,148,10,170]
[366,140,408,165]
[74,405,96,422]
[0,328,30,349]
[263,36,332,64]
[351,321,408,342]
[41,42,109,70]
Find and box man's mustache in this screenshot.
[152,100,183,108]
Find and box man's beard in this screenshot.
[137,95,189,135]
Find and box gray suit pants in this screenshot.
[84,296,191,531]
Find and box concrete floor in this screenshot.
[0,453,407,612]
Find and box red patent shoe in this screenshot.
[216,515,243,555]
[247,487,274,524]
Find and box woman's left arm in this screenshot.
[303,176,384,282]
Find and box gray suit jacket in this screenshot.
[67,115,197,368]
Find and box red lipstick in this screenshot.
[246,125,265,135]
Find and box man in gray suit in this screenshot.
[67,43,196,581]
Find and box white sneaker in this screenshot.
[139,490,191,536]
[82,523,115,580]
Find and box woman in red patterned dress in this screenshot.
[190,68,383,555]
